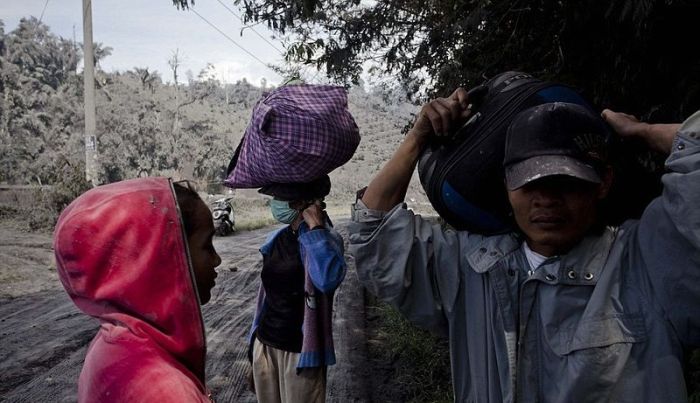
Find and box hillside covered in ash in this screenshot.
[0,17,427,210]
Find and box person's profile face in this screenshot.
[186,199,221,305]
[507,175,605,256]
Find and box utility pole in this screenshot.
[82,0,98,186]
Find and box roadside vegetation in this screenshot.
[226,197,276,232]
[367,295,453,403]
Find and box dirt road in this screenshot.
[0,220,371,402]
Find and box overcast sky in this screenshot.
[0,0,317,86]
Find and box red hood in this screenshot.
[54,177,206,382]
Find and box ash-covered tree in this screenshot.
[96,71,164,181]
[0,17,83,184]
[172,0,699,122]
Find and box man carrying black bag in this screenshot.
[348,87,700,402]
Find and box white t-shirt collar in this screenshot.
[522,242,550,271]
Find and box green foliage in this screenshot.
[369,300,453,402]
[221,0,699,122]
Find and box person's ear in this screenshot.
[596,166,614,200]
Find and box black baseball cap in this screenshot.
[503,102,610,190]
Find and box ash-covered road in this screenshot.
[0,220,371,402]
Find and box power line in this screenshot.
[214,0,285,55]
[189,7,281,78]
[190,5,329,85]
[211,0,326,85]
[38,0,50,23]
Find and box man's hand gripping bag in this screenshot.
[418,72,597,234]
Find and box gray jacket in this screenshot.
[348,111,700,403]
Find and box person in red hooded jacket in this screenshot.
[54,177,221,402]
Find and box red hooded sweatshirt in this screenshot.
[54,178,211,402]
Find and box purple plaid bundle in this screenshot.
[224,84,360,188]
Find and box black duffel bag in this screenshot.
[417,71,663,234]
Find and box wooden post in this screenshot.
[82,0,98,186]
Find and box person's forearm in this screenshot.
[361,130,426,211]
[640,123,681,155]
[602,109,681,155]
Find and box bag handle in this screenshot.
[446,85,489,140]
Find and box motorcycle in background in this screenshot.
[211,197,235,236]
